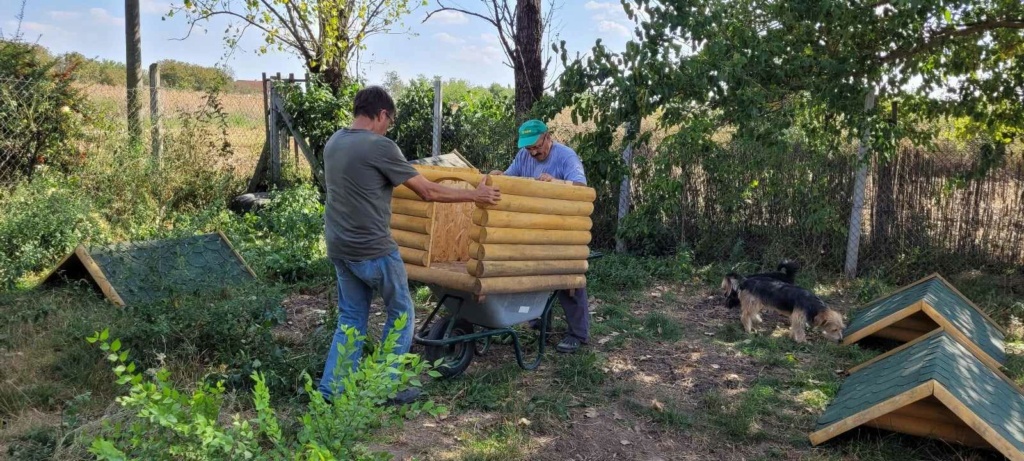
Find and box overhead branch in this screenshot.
[881,19,1024,63]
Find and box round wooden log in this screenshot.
[473,209,593,231]
[392,198,433,218]
[391,214,432,234]
[467,259,589,278]
[470,242,591,261]
[487,175,596,202]
[393,185,422,201]
[473,227,592,245]
[475,274,587,295]
[417,169,482,185]
[392,229,430,251]
[865,413,990,449]
[479,194,594,217]
[405,264,476,293]
[399,247,429,266]
[873,326,922,343]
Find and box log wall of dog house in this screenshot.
[389,165,597,294]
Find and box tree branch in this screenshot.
[881,19,1024,63]
[424,2,499,27]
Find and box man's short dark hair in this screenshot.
[353,86,395,120]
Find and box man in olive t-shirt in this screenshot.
[318,86,501,404]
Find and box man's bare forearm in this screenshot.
[419,181,480,203]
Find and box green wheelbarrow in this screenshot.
[414,251,604,378]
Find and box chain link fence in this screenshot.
[0,74,268,188]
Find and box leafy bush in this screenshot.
[156,59,233,91]
[222,184,330,282]
[390,78,515,169]
[0,38,90,180]
[278,77,359,170]
[86,315,444,461]
[0,174,104,289]
[105,283,288,390]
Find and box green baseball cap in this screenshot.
[517,119,548,149]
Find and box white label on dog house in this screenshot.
[519,306,530,314]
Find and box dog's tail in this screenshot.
[776,259,801,283]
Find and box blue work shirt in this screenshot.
[504,142,588,185]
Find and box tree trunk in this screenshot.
[513,0,544,121]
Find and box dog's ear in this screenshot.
[725,272,742,292]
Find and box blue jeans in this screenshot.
[318,249,415,398]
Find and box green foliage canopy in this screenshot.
[551,0,1024,155]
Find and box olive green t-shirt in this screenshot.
[323,128,418,261]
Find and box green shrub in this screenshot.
[0,39,90,181]
[0,174,104,289]
[221,184,330,282]
[86,314,445,461]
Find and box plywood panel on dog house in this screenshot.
[810,332,1024,460]
[842,274,1006,367]
[41,232,256,306]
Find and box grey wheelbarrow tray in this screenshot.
[414,251,603,378]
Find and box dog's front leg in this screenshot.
[789,311,808,343]
[741,308,755,334]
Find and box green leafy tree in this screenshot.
[540,0,1024,259]
[552,0,1024,154]
[171,0,424,92]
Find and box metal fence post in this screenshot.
[432,77,442,158]
[843,90,878,278]
[616,141,634,253]
[149,62,162,163]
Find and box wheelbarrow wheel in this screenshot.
[423,316,474,378]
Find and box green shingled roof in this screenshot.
[44,233,255,306]
[844,276,1006,364]
[816,332,1024,454]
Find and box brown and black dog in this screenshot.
[720,260,801,309]
[724,274,845,343]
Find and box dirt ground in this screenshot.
[276,282,1007,461]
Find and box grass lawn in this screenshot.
[0,255,1020,460]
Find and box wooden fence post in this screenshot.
[149,62,162,163]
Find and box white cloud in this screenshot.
[90,8,125,27]
[10,20,59,34]
[429,10,469,25]
[141,0,172,15]
[453,44,503,66]
[585,1,620,13]
[433,32,464,44]
[597,20,629,37]
[48,11,81,21]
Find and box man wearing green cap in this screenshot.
[489,119,590,353]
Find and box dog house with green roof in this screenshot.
[810,330,1024,460]
[41,232,256,307]
[841,273,1007,371]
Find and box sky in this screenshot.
[0,0,636,86]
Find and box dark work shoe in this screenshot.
[556,336,583,353]
[386,388,422,406]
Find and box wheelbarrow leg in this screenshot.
[416,294,463,341]
[511,292,558,370]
